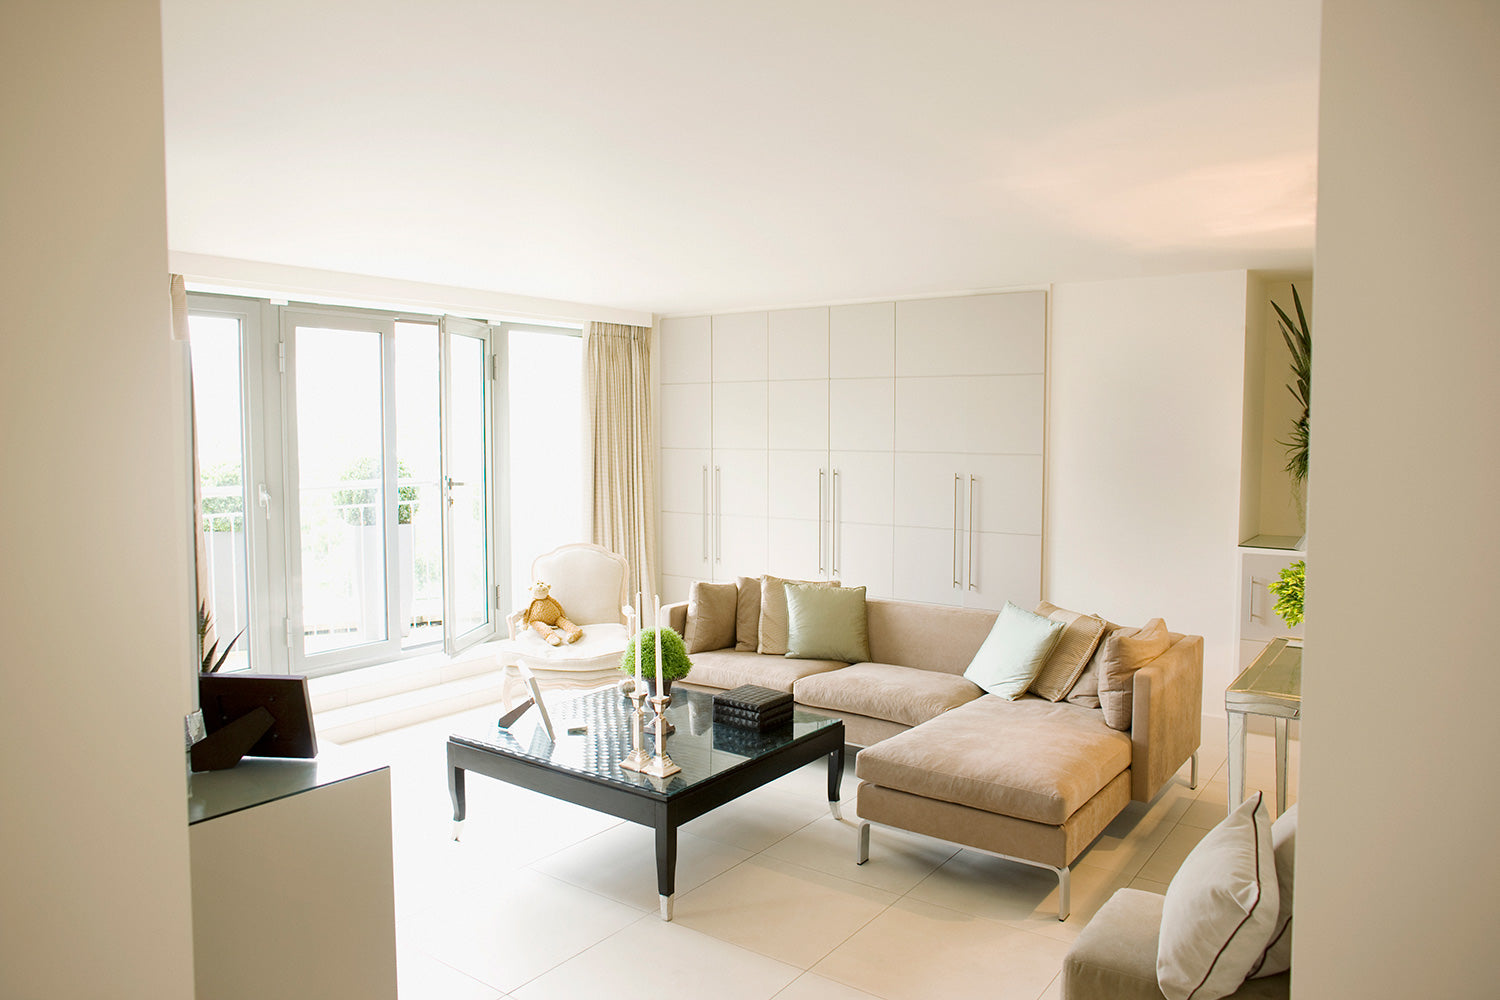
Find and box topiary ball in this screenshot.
[619,627,693,682]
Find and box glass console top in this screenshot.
[1227,638,1302,709]
[450,686,840,797]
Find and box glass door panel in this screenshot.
[293,324,389,657]
[441,317,493,654]
[189,314,252,672]
[395,321,443,649]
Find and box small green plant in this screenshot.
[1268,560,1306,628]
[198,600,246,673]
[619,627,693,682]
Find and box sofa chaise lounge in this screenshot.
[667,593,1203,919]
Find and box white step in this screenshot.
[314,669,510,744]
[307,644,502,714]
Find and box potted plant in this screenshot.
[619,627,692,696]
[1268,560,1306,630]
[198,600,245,673]
[1272,286,1311,490]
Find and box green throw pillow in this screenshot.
[963,602,1067,699]
[785,583,870,663]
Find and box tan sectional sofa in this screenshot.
[667,595,1203,920]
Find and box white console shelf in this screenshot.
[188,749,398,1000]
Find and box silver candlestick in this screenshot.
[640,692,681,778]
[618,680,651,773]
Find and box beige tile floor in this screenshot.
[350,703,1299,1000]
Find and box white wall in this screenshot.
[0,2,197,997]
[1294,3,1500,996]
[1047,272,1248,716]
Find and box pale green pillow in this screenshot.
[785,583,869,663]
[963,602,1067,699]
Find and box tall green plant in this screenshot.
[1271,285,1312,483]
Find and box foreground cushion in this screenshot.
[1158,791,1278,1000]
[786,583,870,662]
[677,649,846,693]
[1065,889,1290,1000]
[794,662,982,728]
[963,602,1066,699]
[855,695,1130,825]
[1249,804,1297,978]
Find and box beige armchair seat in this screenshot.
[493,543,631,709]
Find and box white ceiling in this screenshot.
[161,1,1320,317]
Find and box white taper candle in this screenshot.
[634,591,644,692]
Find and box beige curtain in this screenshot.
[585,322,656,600]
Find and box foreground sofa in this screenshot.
[667,593,1203,919]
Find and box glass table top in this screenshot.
[1226,637,1302,712]
[450,686,841,797]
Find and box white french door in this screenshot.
[187,294,502,676]
[439,316,494,656]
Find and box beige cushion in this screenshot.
[758,575,839,655]
[1098,618,1171,730]
[1158,791,1278,1000]
[963,602,1066,700]
[1249,804,1297,978]
[676,649,846,693]
[1063,615,1120,709]
[794,662,983,728]
[734,576,761,652]
[786,583,870,663]
[1030,602,1108,702]
[854,695,1131,825]
[683,580,737,653]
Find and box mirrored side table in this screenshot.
[1225,637,1301,816]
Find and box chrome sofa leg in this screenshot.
[1056,865,1071,921]
[856,820,871,865]
[1190,750,1200,790]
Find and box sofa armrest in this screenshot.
[1129,634,1203,802]
[665,600,687,634]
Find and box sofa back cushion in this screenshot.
[865,599,1000,675]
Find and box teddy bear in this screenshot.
[519,581,583,645]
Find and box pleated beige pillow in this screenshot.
[757,575,839,655]
[1029,601,1109,702]
[734,576,761,652]
[1097,617,1171,730]
[1158,791,1278,1000]
[683,580,737,653]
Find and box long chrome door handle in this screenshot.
[968,475,977,591]
[818,468,826,575]
[953,473,962,589]
[832,468,841,576]
[714,465,722,565]
[702,465,710,562]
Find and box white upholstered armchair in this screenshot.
[496,543,632,709]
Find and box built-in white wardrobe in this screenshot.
[658,290,1046,610]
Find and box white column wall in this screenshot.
[0,2,197,997]
[1293,3,1500,995]
[1046,271,1249,717]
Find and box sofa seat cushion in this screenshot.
[855,695,1131,825]
[794,663,983,728]
[682,649,847,693]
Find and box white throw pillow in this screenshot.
[1157,791,1279,1000]
[1249,803,1297,978]
[962,602,1066,700]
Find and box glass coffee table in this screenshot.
[447,685,846,920]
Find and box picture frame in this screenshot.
[517,663,555,741]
